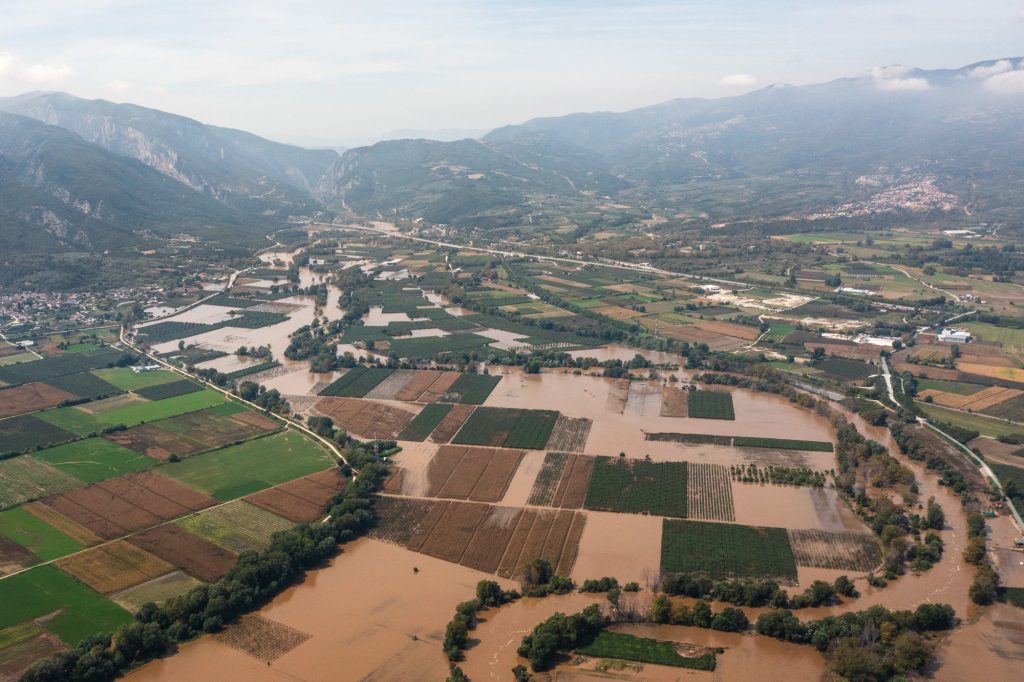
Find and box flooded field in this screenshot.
[128,538,506,682]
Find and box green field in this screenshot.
[0,348,125,387]
[43,372,122,400]
[133,379,203,401]
[0,457,83,509]
[33,438,155,483]
[661,519,798,581]
[0,414,77,454]
[687,391,735,420]
[0,507,84,561]
[398,403,453,441]
[916,378,985,396]
[733,436,833,452]
[584,457,688,517]
[318,367,395,397]
[451,407,558,449]
[446,373,501,404]
[963,322,1024,358]
[162,431,333,500]
[90,367,181,391]
[576,631,716,670]
[919,404,1024,439]
[386,333,494,359]
[177,500,294,553]
[0,565,132,644]
[37,389,226,435]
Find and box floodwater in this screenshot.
[127,538,507,682]
[499,451,546,507]
[934,604,1024,681]
[485,370,834,458]
[570,511,663,586]
[568,344,682,366]
[731,485,862,531]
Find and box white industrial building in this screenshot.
[937,328,971,343]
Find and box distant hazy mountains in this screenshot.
[0,92,340,255]
[2,58,1023,263]
[317,58,1024,226]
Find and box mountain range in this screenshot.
[1,57,1022,280]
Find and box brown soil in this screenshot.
[55,540,174,594]
[693,319,761,341]
[104,425,207,461]
[546,415,592,453]
[128,524,237,582]
[788,529,882,571]
[405,500,451,552]
[0,382,76,418]
[22,501,101,545]
[460,506,524,573]
[428,404,475,443]
[592,305,646,320]
[244,470,346,523]
[605,379,630,414]
[417,371,461,403]
[0,534,36,575]
[43,471,216,539]
[228,411,279,431]
[0,632,66,682]
[418,501,489,563]
[76,393,146,414]
[920,385,1022,411]
[659,387,689,417]
[803,342,881,361]
[686,462,735,522]
[424,446,524,502]
[369,497,435,546]
[213,615,310,664]
[393,371,439,401]
[551,455,595,509]
[314,397,415,439]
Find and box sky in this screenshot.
[1,0,1022,147]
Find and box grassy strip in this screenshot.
[733,436,833,452]
[576,631,716,670]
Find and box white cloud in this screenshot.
[719,73,757,87]
[869,64,930,92]
[0,53,75,85]
[968,59,1013,79]
[105,79,132,93]
[984,68,1024,93]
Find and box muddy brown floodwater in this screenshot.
[127,538,513,682]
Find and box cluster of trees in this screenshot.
[234,345,272,359]
[516,604,605,672]
[729,463,829,488]
[755,603,956,681]
[520,558,575,597]
[22,460,389,682]
[234,381,289,414]
[649,594,749,632]
[443,580,520,663]
[963,511,1002,605]
[659,573,856,610]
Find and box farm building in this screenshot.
[938,328,971,343]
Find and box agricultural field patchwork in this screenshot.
[36,389,227,436]
[0,348,125,387]
[0,507,84,563]
[33,438,156,484]
[0,564,132,645]
[127,525,237,583]
[55,541,174,594]
[133,379,203,401]
[245,469,348,523]
[43,470,217,539]
[162,431,333,500]
[661,519,798,582]
[388,445,523,503]
[576,631,716,670]
[584,457,688,518]
[43,372,122,400]
[0,414,77,455]
[0,382,76,419]
[0,456,84,510]
[110,570,204,613]
[318,367,395,397]
[314,397,416,440]
[371,497,585,578]
[90,368,181,392]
